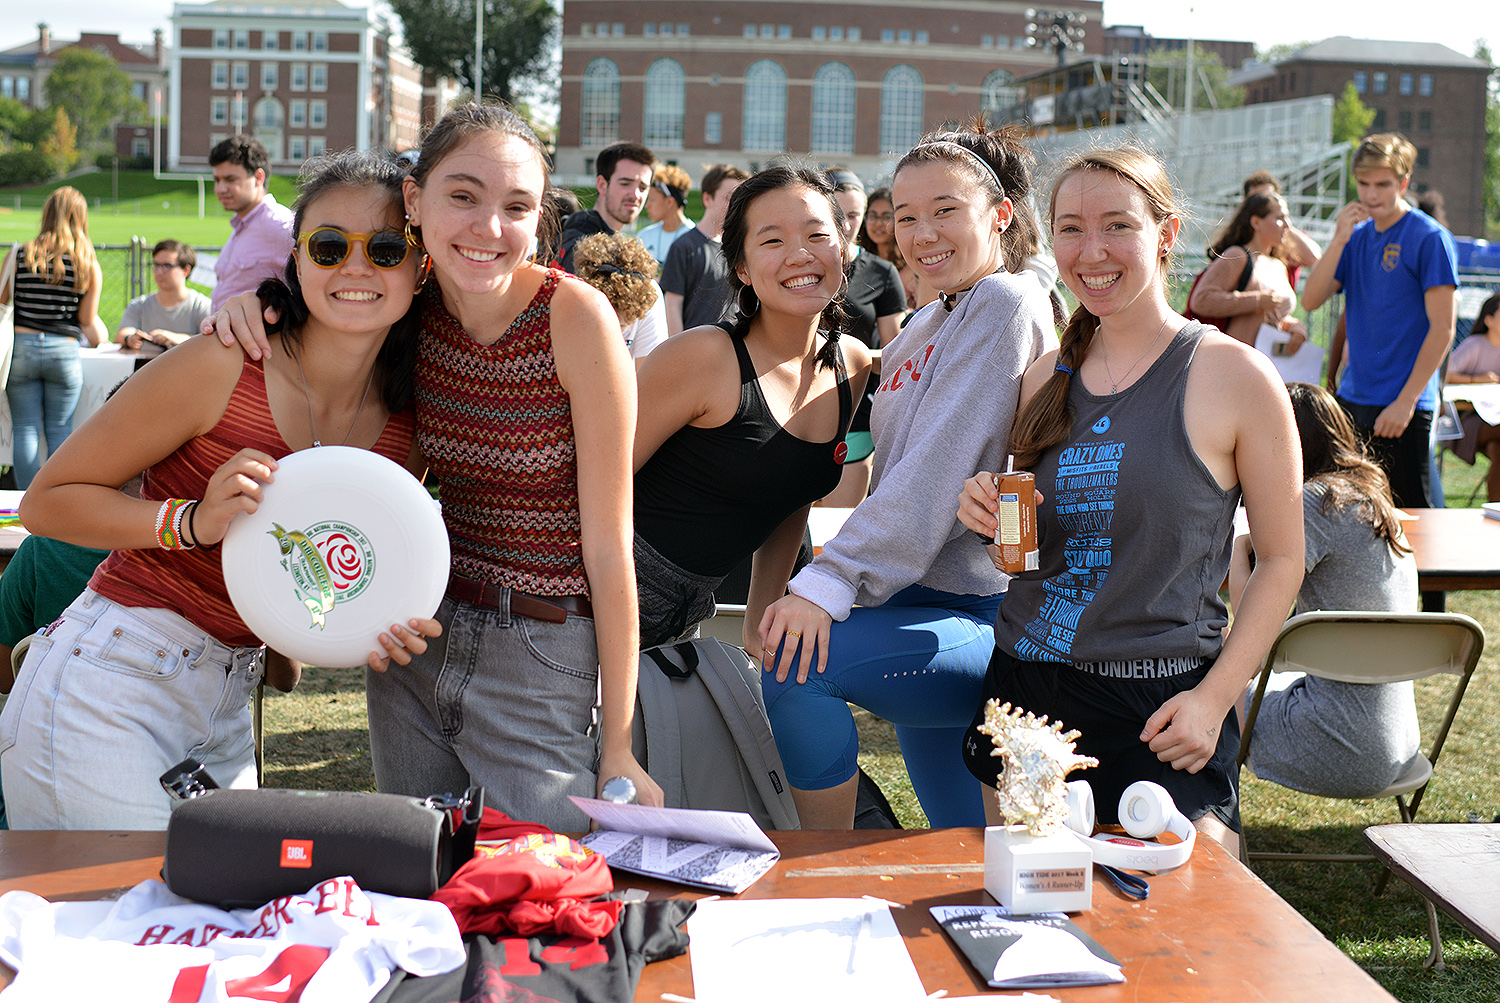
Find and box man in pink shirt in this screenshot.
[208,136,294,312]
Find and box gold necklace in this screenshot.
[1100,316,1172,393]
[296,354,375,448]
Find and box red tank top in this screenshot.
[414,270,589,596]
[90,357,416,647]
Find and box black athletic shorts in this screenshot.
[961,646,1241,832]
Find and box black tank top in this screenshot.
[635,330,853,578]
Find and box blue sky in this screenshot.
[6,0,1494,59]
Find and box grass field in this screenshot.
[254,452,1500,1003]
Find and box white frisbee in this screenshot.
[222,445,449,667]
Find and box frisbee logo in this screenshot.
[269,521,377,629]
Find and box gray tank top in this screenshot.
[997,322,1241,667]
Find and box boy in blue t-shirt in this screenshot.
[1302,133,1458,511]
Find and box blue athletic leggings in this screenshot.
[762,584,1001,827]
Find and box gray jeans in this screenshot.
[366,593,599,831]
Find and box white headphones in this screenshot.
[1064,780,1196,872]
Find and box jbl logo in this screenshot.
[281,839,314,868]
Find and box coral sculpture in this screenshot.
[977,700,1098,836]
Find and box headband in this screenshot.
[916,141,1004,197]
[654,180,687,208]
[826,169,864,193]
[595,261,650,282]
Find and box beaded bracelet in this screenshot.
[155,498,196,550]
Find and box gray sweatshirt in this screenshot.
[789,270,1051,619]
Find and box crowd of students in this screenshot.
[0,106,1466,850]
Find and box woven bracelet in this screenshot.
[156,498,196,550]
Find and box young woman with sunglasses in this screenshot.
[1,151,436,830]
[211,105,661,831]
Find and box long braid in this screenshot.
[1009,304,1098,468]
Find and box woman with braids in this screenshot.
[633,163,872,650]
[1230,382,1419,797]
[957,147,1303,856]
[2,151,436,829]
[758,123,1052,829]
[1188,190,1308,349]
[210,105,661,830]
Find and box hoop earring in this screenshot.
[404,219,423,249]
[414,254,432,291]
[738,285,760,320]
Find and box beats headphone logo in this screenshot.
[1065,779,1196,872]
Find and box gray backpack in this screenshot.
[631,638,801,831]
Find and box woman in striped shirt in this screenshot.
[3,186,105,487]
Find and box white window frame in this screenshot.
[212,61,229,88]
[291,63,308,90]
[810,62,856,155]
[261,63,278,90]
[880,64,924,155]
[211,96,229,125]
[232,62,249,89]
[290,99,307,127]
[310,99,326,127]
[580,57,621,147]
[742,59,787,152]
[643,58,686,149]
[311,64,327,91]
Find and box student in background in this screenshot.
[636,165,695,267]
[1302,133,1456,615]
[662,165,750,336]
[4,186,104,488]
[116,240,212,354]
[1231,383,1420,797]
[209,135,294,312]
[572,232,668,366]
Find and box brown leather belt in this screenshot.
[445,574,592,623]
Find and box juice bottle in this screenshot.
[993,456,1038,574]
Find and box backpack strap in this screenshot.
[1234,247,1256,292]
[685,640,802,830]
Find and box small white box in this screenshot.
[984,824,1092,913]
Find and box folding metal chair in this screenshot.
[1237,610,1485,969]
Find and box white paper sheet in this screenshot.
[1254,323,1325,385]
[1444,383,1500,426]
[568,797,777,853]
[686,898,928,1003]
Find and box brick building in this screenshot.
[1237,37,1490,237]
[0,24,167,112]
[1102,25,1253,74]
[555,0,1103,182]
[168,0,442,171]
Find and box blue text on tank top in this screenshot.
[1014,426,1124,662]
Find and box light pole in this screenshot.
[1025,8,1087,68]
[474,0,483,101]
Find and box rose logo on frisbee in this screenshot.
[269,521,377,629]
[223,446,449,667]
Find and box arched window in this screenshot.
[254,96,282,129]
[810,62,855,155]
[581,58,620,147]
[880,64,924,155]
[643,58,685,149]
[981,68,1023,116]
[742,60,787,152]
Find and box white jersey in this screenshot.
[0,877,464,1003]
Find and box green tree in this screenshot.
[1332,81,1376,200]
[38,105,78,174]
[43,47,147,156]
[0,96,28,147]
[1145,46,1244,113]
[389,0,558,106]
[1477,39,1499,238]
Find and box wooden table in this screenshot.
[0,827,1397,1001]
[1399,508,1500,591]
[1364,823,1500,955]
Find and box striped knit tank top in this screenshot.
[415,269,588,597]
[89,357,416,647]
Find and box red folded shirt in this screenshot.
[433,808,623,939]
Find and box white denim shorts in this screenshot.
[0,589,263,830]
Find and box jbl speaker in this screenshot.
[162,785,483,909]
